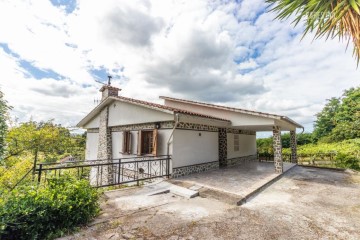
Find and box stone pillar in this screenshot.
[272,126,283,173]
[290,130,298,164]
[97,106,113,185]
[218,128,227,167]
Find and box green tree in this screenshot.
[5,120,73,167]
[313,97,340,141]
[313,87,360,142]
[0,90,11,162]
[267,0,360,65]
[329,87,360,141]
[281,132,314,148]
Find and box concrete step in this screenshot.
[169,185,199,199]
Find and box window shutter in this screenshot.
[122,131,127,153]
[137,130,142,156]
[152,129,158,156]
[127,132,132,154]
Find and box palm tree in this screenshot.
[266,0,360,66]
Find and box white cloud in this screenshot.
[0,0,358,133]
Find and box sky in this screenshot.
[0,0,359,136]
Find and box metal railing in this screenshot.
[258,153,336,166]
[35,155,171,188]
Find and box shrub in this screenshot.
[335,153,360,170]
[0,175,100,240]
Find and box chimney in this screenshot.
[99,85,121,101]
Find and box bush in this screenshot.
[335,153,360,170]
[282,138,360,170]
[0,175,100,240]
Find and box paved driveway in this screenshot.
[60,166,360,240]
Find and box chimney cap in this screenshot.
[99,85,121,92]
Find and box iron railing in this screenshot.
[258,153,336,166]
[35,155,171,188]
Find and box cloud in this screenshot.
[0,0,359,133]
[103,5,164,47]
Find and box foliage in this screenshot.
[313,87,360,142]
[313,97,340,141]
[257,132,314,155]
[4,120,85,166]
[0,90,11,162]
[281,132,314,148]
[256,137,274,156]
[282,139,360,170]
[0,157,33,191]
[266,0,360,65]
[0,175,100,240]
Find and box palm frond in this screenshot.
[266,0,360,66]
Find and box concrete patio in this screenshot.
[170,161,296,205]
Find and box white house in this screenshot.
[77,85,302,183]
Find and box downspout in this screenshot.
[167,113,180,157]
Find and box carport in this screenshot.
[161,96,304,174]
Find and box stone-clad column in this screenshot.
[272,126,283,173]
[97,106,113,185]
[218,128,227,167]
[290,130,298,164]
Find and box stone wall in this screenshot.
[172,161,219,178]
[218,128,227,167]
[272,126,283,173]
[226,154,258,166]
[290,130,298,164]
[111,121,174,132]
[96,106,114,185]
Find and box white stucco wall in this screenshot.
[108,101,174,127]
[84,114,100,129]
[227,133,256,159]
[164,100,274,126]
[85,132,99,160]
[172,130,218,168]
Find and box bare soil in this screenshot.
[59,166,360,240]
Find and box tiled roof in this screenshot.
[113,96,231,122]
[159,96,303,128]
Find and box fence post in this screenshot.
[167,155,170,178]
[118,159,121,184]
[37,164,43,183]
[136,161,139,186]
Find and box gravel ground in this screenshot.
[59,166,360,240]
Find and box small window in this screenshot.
[137,129,158,156]
[122,131,131,154]
[234,134,239,152]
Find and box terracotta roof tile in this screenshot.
[159,96,282,117]
[159,96,303,128]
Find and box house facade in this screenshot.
[77,85,303,182]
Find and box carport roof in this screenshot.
[160,96,304,130]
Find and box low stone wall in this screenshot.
[172,161,219,178]
[226,154,258,166]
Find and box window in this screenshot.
[122,131,131,154]
[137,129,158,156]
[234,134,239,151]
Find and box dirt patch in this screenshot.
[59,166,360,240]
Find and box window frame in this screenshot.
[137,129,158,156]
